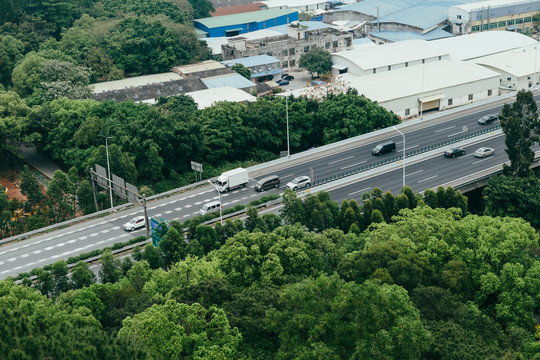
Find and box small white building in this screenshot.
[471,44,540,90]
[261,0,330,12]
[185,86,257,109]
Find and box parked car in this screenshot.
[276,79,289,86]
[474,147,495,158]
[478,114,498,125]
[372,141,396,156]
[444,147,466,158]
[286,176,310,191]
[123,216,145,231]
[281,73,294,81]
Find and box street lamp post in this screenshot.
[393,126,406,190]
[105,136,114,209]
[533,45,538,88]
[286,96,290,157]
[420,62,425,118]
[207,180,223,224]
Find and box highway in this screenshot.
[0,93,537,280]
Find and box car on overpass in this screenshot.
[287,176,310,191]
[444,147,465,158]
[474,147,495,158]
[123,216,145,231]
[478,114,498,125]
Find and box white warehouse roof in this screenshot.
[186,86,256,109]
[332,39,448,70]
[288,60,500,103]
[434,31,537,60]
[472,44,540,78]
[453,0,536,12]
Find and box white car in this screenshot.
[123,216,146,231]
[286,176,311,191]
[474,147,495,158]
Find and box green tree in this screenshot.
[99,249,121,284]
[50,260,70,297]
[159,226,188,269]
[142,243,162,269]
[118,299,241,360]
[20,166,45,206]
[188,0,215,18]
[0,35,24,86]
[0,91,33,168]
[499,89,540,177]
[483,174,540,228]
[244,206,264,232]
[71,261,97,289]
[231,63,252,80]
[280,189,305,225]
[299,47,332,78]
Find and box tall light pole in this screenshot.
[105,136,114,209]
[393,126,406,190]
[420,62,425,118]
[533,45,538,88]
[286,96,290,157]
[207,180,223,224]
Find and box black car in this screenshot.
[281,73,294,81]
[276,79,289,86]
[444,147,465,158]
[478,114,497,125]
[371,141,396,156]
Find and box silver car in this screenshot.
[123,216,146,231]
[286,176,311,191]
[474,147,495,158]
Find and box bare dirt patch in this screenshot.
[0,169,27,201]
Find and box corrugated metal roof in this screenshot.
[186,86,256,109]
[172,60,225,75]
[331,0,422,17]
[195,8,297,29]
[472,44,540,77]
[90,73,183,93]
[222,54,281,67]
[262,0,328,8]
[211,2,266,17]
[202,73,256,89]
[453,0,537,12]
[370,29,453,42]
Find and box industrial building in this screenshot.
[194,8,298,37]
[448,0,540,35]
[185,87,257,109]
[222,55,283,82]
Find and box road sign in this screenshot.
[151,217,169,247]
[190,161,203,173]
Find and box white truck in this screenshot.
[216,168,249,193]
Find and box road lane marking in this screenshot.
[405,170,423,177]
[33,250,41,254]
[45,246,54,251]
[184,204,192,208]
[329,155,354,164]
[418,175,438,183]
[175,207,182,211]
[341,160,367,170]
[165,211,172,214]
[348,187,371,196]
[472,157,494,164]
[405,144,419,151]
[8,258,16,262]
[447,131,464,137]
[20,254,29,258]
[435,126,455,133]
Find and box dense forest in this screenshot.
[2,187,539,359]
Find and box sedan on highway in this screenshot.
[286,176,311,191]
[478,114,498,125]
[123,216,145,231]
[444,147,466,158]
[474,147,495,158]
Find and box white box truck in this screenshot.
[216,168,249,192]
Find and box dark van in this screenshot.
[372,141,396,156]
[255,175,280,192]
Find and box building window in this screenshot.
[388,65,391,71]
[282,49,287,56]
[489,22,497,29]
[507,19,514,25]
[405,62,408,67]
[289,48,295,55]
[373,68,376,74]
[405,108,410,116]
[304,45,309,52]
[468,94,473,101]
[498,20,506,27]
[457,15,462,19]
[472,25,480,31]
[525,16,532,23]
[333,41,338,48]
[507,77,511,81]
[448,98,453,106]
[325,42,330,49]
[267,52,272,56]
[488,89,492,96]
[516,18,523,24]
[282,61,288,68]
[346,37,352,47]
[438,56,442,60]
[422,59,425,64]
[482,23,488,30]
[290,59,295,67]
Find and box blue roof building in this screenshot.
[222,55,283,81]
[194,8,299,38]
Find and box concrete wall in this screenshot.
[323,10,375,23]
